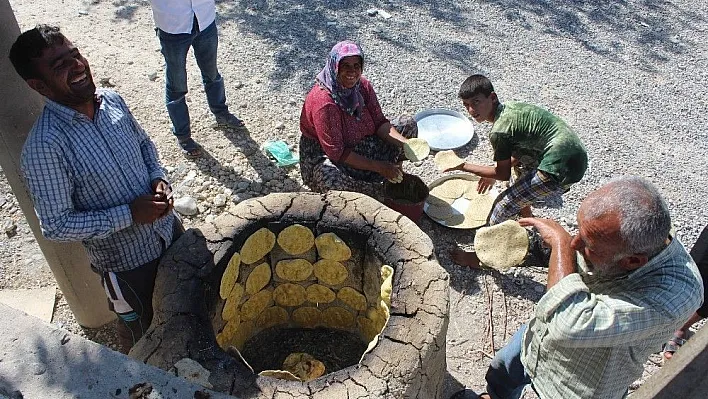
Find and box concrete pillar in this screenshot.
[0,0,114,328]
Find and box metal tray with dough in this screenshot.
[414,108,475,151]
[424,174,499,229]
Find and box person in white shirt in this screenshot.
[149,0,245,157]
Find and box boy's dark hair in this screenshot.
[458,74,495,99]
[9,24,65,80]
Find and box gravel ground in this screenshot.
[2,0,708,397]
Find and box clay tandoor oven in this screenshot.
[131,191,449,398]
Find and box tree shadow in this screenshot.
[181,126,302,203]
[476,0,704,72]
[109,0,150,22]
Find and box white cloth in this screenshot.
[149,0,216,34]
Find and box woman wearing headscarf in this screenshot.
[299,41,417,199]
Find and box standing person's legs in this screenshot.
[488,170,561,226]
[158,28,195,139]
[485,325,532,399]
[191,21,229,118]
[100,258,160,354]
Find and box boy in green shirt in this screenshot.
[449,75,588,268]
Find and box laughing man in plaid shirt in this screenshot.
[10,25,180,353]
[455,177,703,399]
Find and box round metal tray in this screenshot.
[424,174,499,229]
[414,108,475,151]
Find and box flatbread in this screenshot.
[474,220,529,270]
[315,232,352,261]
[255,306,289,329]
[387,169,403,184]
[430,179,466,200]
[219,253,241,299]
[305,284,336,304]
[245,262,272,295]
[321,306,355,329]
[292,306,322,328]
[240,228,276,264]
[458,194,496,229]
[337,287,368,311]
[282,352,326,382]
[426,194,454,206]
[434,150,465,171]
[277,224,315,255]
[241,290,273,321]
[403,138,430,162]
[259,370,301,381]
[273,283,307,307]
[275,259,313,282]
[313,259,349,285]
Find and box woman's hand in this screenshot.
[376,161,402,181]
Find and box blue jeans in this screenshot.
[158,20,229,138]
[485,324,532,399]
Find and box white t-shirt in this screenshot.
[149,0,216,34]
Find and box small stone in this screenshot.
[165,166,175,173]
[250,182,262,192]
[288,98,297,106]
[204,215,216,224]
[60,334,71,345]
[534,285,545,293]
[378,9,392,19]
[213,194,227,207]
[174,197,199,216]
[148,72,159,81]
[99,77,115,88]
[31,362,47,375]
[275,122,285,130]
[0,195,6,208]
[234,81,244,89]
[78,9,89,16]
[367,8,378,16]
[4,221,17,238]
[239,103,248,109]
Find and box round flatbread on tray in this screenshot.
[430,179,467,200]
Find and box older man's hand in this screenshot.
[519,217,572,249]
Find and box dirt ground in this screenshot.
[2,1,706,398]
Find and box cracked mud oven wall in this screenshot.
[130,191,450,398]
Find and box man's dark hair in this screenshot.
[9,24,65,80]
[458,74,495,99]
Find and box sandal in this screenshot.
[662,334,687,359]
[177,137,202,158]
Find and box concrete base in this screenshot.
[0,303,234,399]
[630,324,708,398]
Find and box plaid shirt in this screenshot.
[522,237,703,399]
[21,89,174,272]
